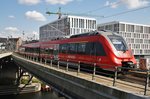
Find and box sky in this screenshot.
[0,0,150,40]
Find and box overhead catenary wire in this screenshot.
[83,0,123,14]
[46,7,104,18]
[103,5,150,18]
[46,1,150,19]
[46,1,123,18]
[82,0,150,19]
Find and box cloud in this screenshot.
[0,32,6,37]
[105,0,149,9]
[32,31,39,35]
[45,0,73,5]
[32,31,39,39]
[121,0,149,9]
[25,10,46,21]
[4,27,19,33]
[105,1,119,8]
[18,0,41,5]
[76,0,83,1]
[8,15,15,19]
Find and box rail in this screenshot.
[15,53,150,96]
[113,66,150,95]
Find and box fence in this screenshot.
[17,53,150,96]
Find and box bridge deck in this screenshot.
[0,52,12,59]
[13,54,150,99]
[45,64,150,96]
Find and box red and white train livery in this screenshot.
[19,30,136,71]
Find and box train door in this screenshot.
[85,42,97,64]
[94,42,107,68]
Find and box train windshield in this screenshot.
[108,35,128,52]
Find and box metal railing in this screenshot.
[16,53,150,96]
[113,66,150,95]
[0,50,9,54]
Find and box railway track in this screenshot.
[118,70,149,86]
[15,53,150,96]
[47,61,150,95]
[46,60,149,87]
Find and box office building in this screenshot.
[97,21,150,59]
[39,15,96,41]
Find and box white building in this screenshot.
[39,15,96,41]
[97,21,150,59]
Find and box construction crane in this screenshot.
[46,7,104,19]
[46,7,64,19]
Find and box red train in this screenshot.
[19,30,136,71]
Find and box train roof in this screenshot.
[21,42,40,48]
[70,31,99,38]
[21,30,119,48]
[70,30,118,38]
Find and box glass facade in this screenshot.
[40,16,96,41]
[97,21,150,56]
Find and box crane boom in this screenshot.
[46,7,104,19]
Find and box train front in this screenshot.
[104,32,137,69]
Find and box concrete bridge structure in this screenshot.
[0,52,18,95]
[11,53,150,99]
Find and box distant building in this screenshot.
[24,40,39,44]
[97,21,150,59]
[0,37,22,51]
[0,38,7,50]
[39,15,96,41]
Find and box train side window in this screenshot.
[95,42,106,56]
[45,48,49,54]
[77,43,86,54]
[60,44,68,53]
[28,48,32,53]
[34,48,36,53]
[59,44,62,53]
[68,43,76,54]
[36,48,40,53]
[85,42,94,55]
[40,48,45,54]
[49,48,53,54]
[33,48,35,53]
[25,48,28,52]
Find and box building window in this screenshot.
[119,24,125,31]
[131,39,134,43]
[98,26,104,31]
[81,19,84,28]
[72,18,74,28]
[140,50,143,54]
[114,24,119,32]
[126,24,134,32]
[144,26,150,33]
[135,25,143,33]
[77,18,79,28]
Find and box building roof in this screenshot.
[0,37,21,43]
[40,15,96,28]
[98,21,150,27]
[0,38,7,43]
